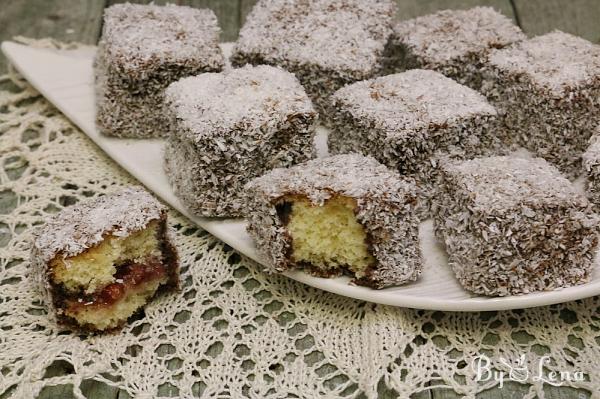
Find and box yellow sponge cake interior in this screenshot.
[50,221,161,294]
[283,196,374,277]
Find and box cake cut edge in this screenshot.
[31,188,180,332]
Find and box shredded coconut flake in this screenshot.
[233,0,395,75]
[489,31,600,95]
[33,187,165,262]
[165,65,314,141]
[333,69,497,137]
[101,3,223,73]
[393,7,525,65]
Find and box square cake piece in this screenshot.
[31,188,179,332]
[384,7,524,89]
[245,154,422,289]
[95,3,224,138]
[329,69,500,215]
[164,65,317,217]
[484,31,600,177]
[434,156,598,296]
[582,129,600,207]
[231,0,395,117]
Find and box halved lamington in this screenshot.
[434,156,598,296]
[484,31,600,177]
[385,7,524,89]
[583,129,600,207]
[31,188,179,332]
[231,0,395,117]
[95,3,224,138]
[329,69,500,216]
[164,65,317,217]
[245,154,422,289]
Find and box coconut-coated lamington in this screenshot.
[230,0,395,117]
[329,69,499,215]
[384,7,525,89]
[31,187,179,332]
[164,65,317,217]
[245,154,422,289]
[582,129,600,207]
[434,156,599,296]
[484,31,600,177]
[95,3,224,138]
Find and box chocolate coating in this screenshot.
[328,69,501,218]
[384,7,524,90]
[231,0,395,120]
[163,64,317,217]
[433,155,599,296]
[483,31,600,177]
[583,128,600,208]
[94,3,224,138]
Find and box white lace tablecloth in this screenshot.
[0,48,599,399]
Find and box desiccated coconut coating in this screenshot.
[31,187,179,331]
[230,0,395,119]
[34,188,165,263]
[94,3,224,138]
[582,128,600,208]
[384,7,525,89]
[328,69,501,218]
[483,31,600,177]
[163,64,317,217]
[433,156,599,296]
[245,154,423,289]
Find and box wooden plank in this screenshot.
[189,0,241,41]
[429,383,592,399]
[394,0,516,22]
[0,0,106,73]
[106,0,242,42]
[240,0,258,25]
[513,0,600,42]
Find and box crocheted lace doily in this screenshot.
[0,40,599,399]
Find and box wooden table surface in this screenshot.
[0,1,598,398]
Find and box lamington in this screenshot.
[230,0,395,118]
[328,69,500,216]
[484,31,600,177]
[433,156,599,296]
[245,154,422,289]
[384,7,525,89]
[31,188,179,332]
[164,65,317,217]
[95,3,224,138]
[582,129,600,207]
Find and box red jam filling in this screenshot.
[67,257,167,310]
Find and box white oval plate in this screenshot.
[3,40,599,311]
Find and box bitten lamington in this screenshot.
[164,65,317,217]
[95,3,224,138]
[231,0,395,117]
[329,69,499,215]
[245,154,422,289]
[434,156,599,296]
[485,31,600,177]
[31,188,179,331]
[384,7,525,89]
